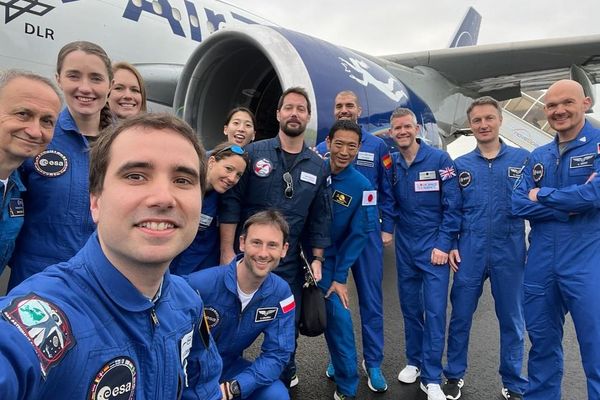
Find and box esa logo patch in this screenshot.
[459,171,472,188]
[255,307,278,322]
[203,307,220,328]
[254,159,273,177]
[532,163,544,183]
[89,357,136,400]
[332,190,352,207]
[34,150,68,177]
[2,293,76,377]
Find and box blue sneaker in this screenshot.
[362,360,388,392]
[325,362,335,380]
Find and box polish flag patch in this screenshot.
[362,190,377,206]
[280,295,295,314]
[382,154,392,169]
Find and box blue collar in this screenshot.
[81,232,171,312]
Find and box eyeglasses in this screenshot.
[213,144,246,158]
[283,171,293,199]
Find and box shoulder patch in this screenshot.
[332,190,352,207]
[438,166,456,181]
[203,307,220,329]
[253,158,273,177]
[34,150,68,177]
[362,190,377,206]
[2,293,76,377]
[532,163,544,183]
[279,295,295,314]
[459,171,472,188]
[255,307,278,323]
[88,357,136,400]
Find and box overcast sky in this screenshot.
[225,0,600,55]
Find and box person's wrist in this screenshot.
[313,256,325,263]
[228,380,241,397]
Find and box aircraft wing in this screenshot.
[382,35,600,100]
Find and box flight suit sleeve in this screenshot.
[0,318,44,400]
[307,165,333,250]
[435,154,462,253]
[376,141,396,234]
[333,187,377,284]
[235,291,295,398]
[511,157,570,222]
[182,308,224,400]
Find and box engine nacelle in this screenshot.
[174,25,440,149]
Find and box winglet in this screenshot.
[448,7,481,48]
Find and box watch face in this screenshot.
[230,380,241,396]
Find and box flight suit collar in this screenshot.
[403,138,431,167]
[55,108,80,137]
[273,135,312,168]
[223,255,274,300]
[473,139,509,160]
[8,169,26,192]
[82,232,171,312]
[551,120,595,155]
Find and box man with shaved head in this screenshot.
[512,80,600,400]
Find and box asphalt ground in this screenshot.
[0,245,586,399]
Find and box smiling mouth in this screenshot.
[136,221,176,231]
[76,96,96,103]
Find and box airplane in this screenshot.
[2,0,600,150]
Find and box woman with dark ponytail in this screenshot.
[8,41,113,289]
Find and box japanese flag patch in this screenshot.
[362,190,377,206]
[279,295,295,314]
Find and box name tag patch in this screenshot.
[570,153,595,169]
[255,307,278,322]
[419,170,436,180]
[415,180,440,192]
[199,213,214,230]
[2,293,76,377]
[357,151,375,161]
[9,198,24,217]
[300,171,317,185]
[508,166,523,179]
[356,159,375,168]
[333,190,352,207]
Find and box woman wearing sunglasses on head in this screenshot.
[170,142,249,275]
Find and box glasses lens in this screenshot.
[229,145,245,155]
[283,172,293,198]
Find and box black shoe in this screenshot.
[502,388,523,399]
[443,378,464,399]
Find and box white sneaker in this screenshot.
[397,365,420,383]
[420,382,446,400]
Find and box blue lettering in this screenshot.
[123,0,185,38]
[204,8,225,33]
[184,0,202,42]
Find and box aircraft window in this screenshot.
[190,15,200,28]
[172,7,181,21]
[132,0,142,6]
[504,97,534,118]
[152,1,162,15]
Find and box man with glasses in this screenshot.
[220,87,332,388]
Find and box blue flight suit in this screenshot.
[316,130,394,368]
[391,139,461,385]
[444,141,529,394]
[220,135,332,381]
[8,109,96,289]
[319,161,378,396]
[512,121,600,400]
[186,258,295,399]
[0,232,223,399]
[170,190,220,275]
[0,170,25,275]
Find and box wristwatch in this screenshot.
[313,255,325,263]
[228,380,241,397]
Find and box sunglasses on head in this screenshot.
[214,144,246,157]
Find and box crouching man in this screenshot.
[186,210,295,399]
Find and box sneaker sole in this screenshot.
[444,379,464,400]
[325,370,335,381]
[361,360,388,392]
[289,376,299,388]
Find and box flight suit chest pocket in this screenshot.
[568,153,595,180]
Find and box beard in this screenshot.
[280,119,306,137]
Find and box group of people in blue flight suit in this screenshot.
[2,39,600,400]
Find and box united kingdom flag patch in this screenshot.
[438,166,456,181]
